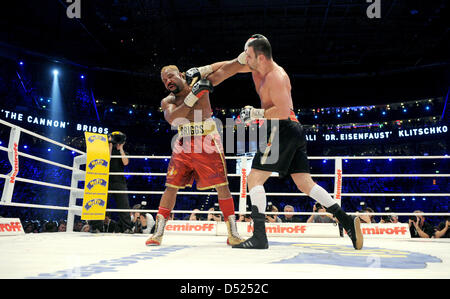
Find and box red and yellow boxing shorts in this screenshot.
[165,121,228,190]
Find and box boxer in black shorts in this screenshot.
[204,34,363,250]
[251,117,310,177]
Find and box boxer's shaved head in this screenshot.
[246,34,272,60]
[161,65,180,75]
[161,65,184,94]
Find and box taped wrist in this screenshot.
[197,65,213,78]
[250,108,265,119]
[184,92,199,107]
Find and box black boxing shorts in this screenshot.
[251,111,310,178]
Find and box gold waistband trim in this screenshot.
[177,121,218,137]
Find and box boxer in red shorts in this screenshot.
[145,65,244,246]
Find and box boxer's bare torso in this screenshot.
[250,63,293,119]
[161,69,212,126]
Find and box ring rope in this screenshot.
[0,119,84,154]
[0,119,448,222]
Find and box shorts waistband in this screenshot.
[289,110,299,123]
[177,121,218,137]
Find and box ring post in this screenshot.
[239,156,248,214]
[333,157,343,206]
[1,126,21,203]
[67,154,86,232]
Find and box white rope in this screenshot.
[1,173,447,198]
[0,174,77,191]
[0,202,78,211]
[0,119,84,154]
[0,146,76,171]
[111,154,449,160]
[342,174,450,177]
[2,202,448,217]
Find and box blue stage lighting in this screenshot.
[367,159,371,162]
[47,148,52,152]
[403,108,407,113]
[80,75,85,79]
[53,70,59,76]
[344,159,348,163]
[314,115,318,119]
[19,61,24,66]
[382,111,386,115]
[388,158,392,162]
[322,159,327,164]
[23,145,28,149]
[40,98,44,102]
[148,112,152,116]
[337,114,341,118]
[425,106,430,110]
[109,108,114,112]
[359,112,363,117]
[128,110,133,114]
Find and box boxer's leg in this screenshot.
[216,185,245,245]
[233,169,271,249]
[291,172,363,250]
[146,188,178,246]
[158,186,178,216]
[291,173,336,208]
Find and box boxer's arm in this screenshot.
[161,96,191,124]
[263,73,292,119]
[207,59,251,87]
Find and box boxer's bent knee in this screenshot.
[247,169,272,190]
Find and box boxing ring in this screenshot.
[0,118,449,279]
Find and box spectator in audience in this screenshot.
[103,213,118,233]
[23,222,34,234]
[281,205,302,223]
[307,203,336,223]
[266,202,282,223]
[359,207,375,224]
[73,220,84,232]
[81,223,90,232]
[434,217,450,238]
[380,214,399,223]
[207,206,224,222]
[184,209,204,221]
[242,214,252,222]
[58,220,67,232]
[409,211,435,238]
[131,204,155,234]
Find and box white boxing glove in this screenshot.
[240,105,265,124]
[237,52,247,65]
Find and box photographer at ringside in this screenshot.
[434,217,450,238]
[108,131,134,233]
[91,131,134,233]
[409,210,435,238]
[131,202,156,234]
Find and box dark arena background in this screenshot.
[0,0,449,281]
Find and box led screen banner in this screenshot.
[305,124,448,143]
[81,132,110,220]
[0,107,109,134]
[1,106,447,145]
